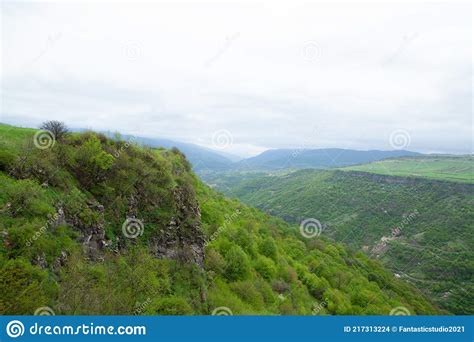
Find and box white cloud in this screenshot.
[1,1,472,156]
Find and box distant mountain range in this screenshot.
[107,134,237,171]
[233,148,422,171]
[80,129,423,173]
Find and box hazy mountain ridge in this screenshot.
[233,148,422,171]
[2,124,425,173]
[107,136,424,173]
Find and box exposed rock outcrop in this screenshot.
[151,186,205,267]
[62,201,107,260]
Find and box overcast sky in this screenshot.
[1,1,472,157]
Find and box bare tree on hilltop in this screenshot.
[40,120,69,141]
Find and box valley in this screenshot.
[204,159,474,314]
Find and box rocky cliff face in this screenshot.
[61,185,205,266]
[152,186,205,267]
[5,131,207,270]
[62,201,107,260]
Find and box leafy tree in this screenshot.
[259,237,278,261]
[40,121,69,141]
[0,257,55,314]
[254,255,277,280]
[224,245,251,281]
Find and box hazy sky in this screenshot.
[1,1,472,157]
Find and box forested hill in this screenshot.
[0,123,442,315]
[205,168,474,314]
[232,148,421,171]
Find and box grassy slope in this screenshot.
[207,168,474,314]
[0,124,36,140]
[0,123,442,315]
[341,156,474,184]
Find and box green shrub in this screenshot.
[224,246,251,281]
[148,297,193,315]
[0,257,55,314]
[0,149,15,171]
[302,273,330,299]
[258,237,278,261]
[254,255,277,280]
[204,249,226,275]
[230,280,264,309]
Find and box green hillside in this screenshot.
[231,148,421,171]
[342,156,473,183]
[0,123,442,315]
[206,168,474,314]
